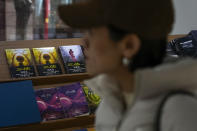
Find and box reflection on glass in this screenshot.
[0,0,6,41]
[14,0,34,40]
[0,0,85,41]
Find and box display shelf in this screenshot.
[0,73,93,131]
[0,73,91,86]
[0,115,95,131]
[0,39,95,131]
[0,38,84,80]
[168,34,185,41]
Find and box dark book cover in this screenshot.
[73,129,88,131]
[5,48,36,78]
[35,88,65,121]
[59,45,86,74]
[0,80,41,127]
[32,47,62,76]
[57,83,89,118]
[73,128,95,131]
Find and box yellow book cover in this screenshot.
[32,47,62,76]
[87,128,96,131]
[5,48,35,78]
[81,83,101,114]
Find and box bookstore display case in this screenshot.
[0,35,185,131]
[0,38,95,131]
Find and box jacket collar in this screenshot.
[85,58,197,103]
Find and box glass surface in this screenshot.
[0,0,85,41]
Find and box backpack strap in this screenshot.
[154,90,195,131]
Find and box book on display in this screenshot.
[59,45,86,74]
[32,47,62,76]
[5,48,36,78]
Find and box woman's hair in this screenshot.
[108,25,167,72]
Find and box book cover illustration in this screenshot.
[35,88,65,121]
[81,84,101,114]
[32,47,62,76]
[5,48,36,78]
[57,82,89,118]
[59,45,86,74]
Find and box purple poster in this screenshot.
[57,83,89,118]
[35,88,65,121]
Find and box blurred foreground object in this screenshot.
[168,30,197,58]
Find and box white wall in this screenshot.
[171,0,197,34]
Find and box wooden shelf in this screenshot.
[0,38,84,81]
[0,115,95,131]
[0,73,91,86]
[168,34,186,41]
[0,39,95,130]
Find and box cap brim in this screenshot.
[58,0,105,29]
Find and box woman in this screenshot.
[58,0,197,131]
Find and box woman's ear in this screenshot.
[119,34,141,59]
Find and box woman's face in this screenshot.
[83,27,123,75]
